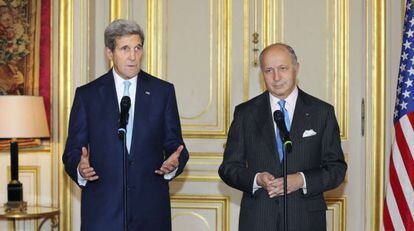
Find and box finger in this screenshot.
[83,171,97,178]
[79,162,91,170]
[160,165,173,173]
[81,147,89,159]
[161,166,174,173]
[155,170,165,175]
[267,174,275,181]
[173,145,184,158]
[268,188,279,198]
[80,167,94,174]
[163,162,177,170]
[176,145,184,154]
[87,175,99,181]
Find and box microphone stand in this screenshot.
[120,131,128,231]
[119,96,130,231]
[283,141,292,231]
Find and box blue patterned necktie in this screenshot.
[123,81,132,152]
[276,100,291,162]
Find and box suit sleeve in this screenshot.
[302,105,347,196]
[218,106,257,195]
[163,85,189,179]
[62,88,89,186]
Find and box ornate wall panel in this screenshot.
[171,195,229,231]
[326,197,347,231]
[145,0,231,138]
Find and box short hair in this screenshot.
[259,43,298,67]
[104,19,145,51]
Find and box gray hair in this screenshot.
[259,43,298,67]
[104,19,145,51]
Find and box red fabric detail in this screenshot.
[39,0,51,128]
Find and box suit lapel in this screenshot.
[129,71,151,156]
[290,88,312,142]
[252,92,278,160]
[98,70,120,132]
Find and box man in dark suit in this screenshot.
[219,43,347,231]
[62,19,189,231]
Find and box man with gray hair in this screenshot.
[219,43,347,230]
[63,19,189,230]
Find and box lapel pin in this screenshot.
[305,113,310,117]
[145,91,150,95]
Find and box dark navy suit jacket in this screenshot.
[62,70,189,231]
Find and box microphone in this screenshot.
[118,96,131,136]
[273,110,292,153]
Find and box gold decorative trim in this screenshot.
[326,197,347,231]
[370,0,386,229]
[171,195,230,231]
[110,0,123,22]
[50,0,55,211]
[33,0,41,97]
[0,148,51,154]
[243,0,249,101]
[262,0,270,47]
[58,0,73,230]
[146,0,156,74]
[175,175,221,182]
[327,0,349,141]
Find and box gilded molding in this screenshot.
[370,0,386,229]
[110,0,123,22]
[326,197,347,231]
[327,0,349,140]
[58,0,73,230]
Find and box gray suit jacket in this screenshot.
[219,89,347,231]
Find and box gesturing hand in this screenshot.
[155,145,184,175]
[78,147,99,181]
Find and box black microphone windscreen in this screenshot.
[120,96,131,108]
[274,110,284,122]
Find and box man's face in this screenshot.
[105,34,143,79]
[261,45,299,99]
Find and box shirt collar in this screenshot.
[113,68,138,87]
[269,86,298,109]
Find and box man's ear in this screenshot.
[105,47,113,60]
[294,62,300,73]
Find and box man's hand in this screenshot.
[256,172,276,193]
[267,173,304,198]
[78,147,99,181]
[155,145,183,175]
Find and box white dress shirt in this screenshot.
[252,87,307,194]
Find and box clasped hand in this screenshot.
[256,172,304,198]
